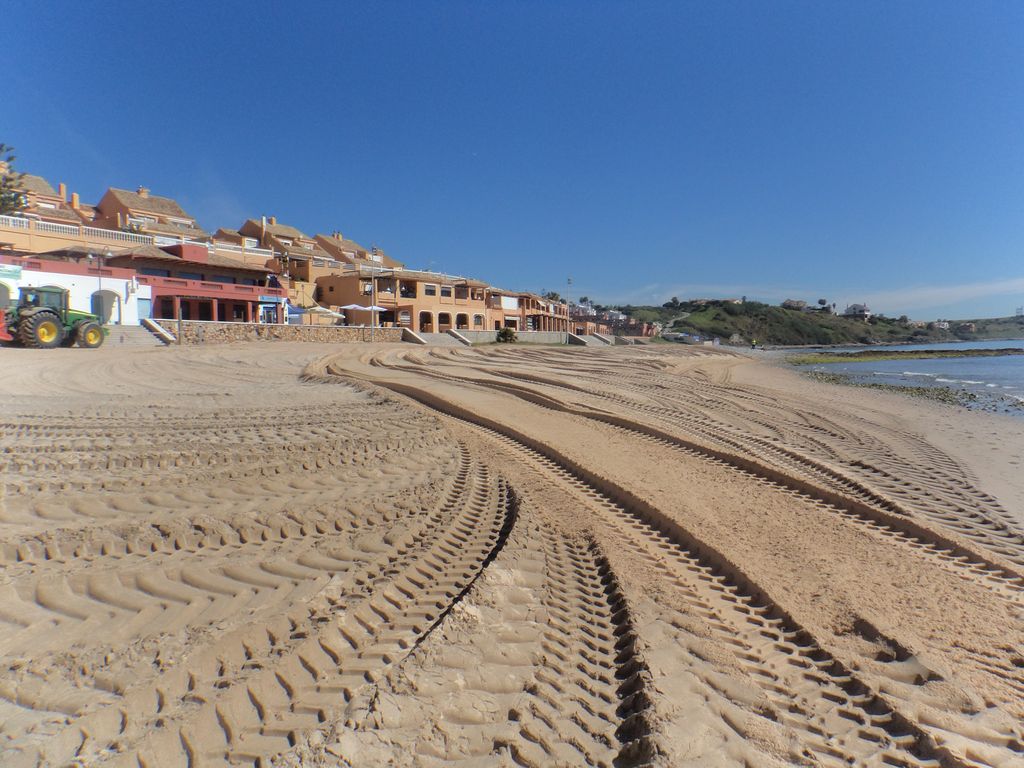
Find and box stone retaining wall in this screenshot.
[154,320,403,345]
[458,330,570,345]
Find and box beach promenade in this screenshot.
[1,342,1022,767]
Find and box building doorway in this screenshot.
[437,312,452,331]
[419,311,433,332]
[455,313,469,330]
[91,290,120,325]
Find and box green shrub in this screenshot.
[496,327,517,343]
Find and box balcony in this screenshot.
[137,274,285,301]
[0,213,211,251]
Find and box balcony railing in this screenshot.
[213,241,274,258]
[0,214,214,249]
[0,215,31,230]
[137,274,286,299]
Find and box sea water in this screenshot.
[800,340,1024,415]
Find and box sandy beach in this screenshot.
[1,341,1022,767]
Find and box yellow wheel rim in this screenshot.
[86,328,101,345]
[38,321,58,344]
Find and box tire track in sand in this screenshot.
[5,447,517,768]
[312,505,656,767]
[370,355,1024,608]
[375,380,1016,768]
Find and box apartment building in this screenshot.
[485,289,569,332]
[94,187,210,242]
[315,267,488,332]
[315,232,403,270]
[10,172,89,226]
[20,242,286,324]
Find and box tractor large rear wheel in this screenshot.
[19,311,65,349]
[76,321,104,348]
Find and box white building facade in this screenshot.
[0,260,152,326]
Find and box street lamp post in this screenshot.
[370,264,376,343]
[565,276,572,344]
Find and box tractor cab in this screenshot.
[18,286,68,316]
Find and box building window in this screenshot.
[209,275,235,284]
[328,285,335,292]
[424,284,437,296]
[175,271,203,281]
[441,286,452,298]
[243,237,258,248]
[473,314,483,327]
[139,268,171,277]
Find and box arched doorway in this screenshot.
[91,290,120,325]
[455,313,469,330]
[418,311,433,333]
[438,312,452,332]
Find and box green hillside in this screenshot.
[615,300,1024,346]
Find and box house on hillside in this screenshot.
[842,303,872,320]
[781,299,807,310]
[94,187,209,242]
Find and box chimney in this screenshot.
[58,182,67,201]
[71,192,80,210]
[268,216,277,226]
[136,186,150,198]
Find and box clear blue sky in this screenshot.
[7,1,1023,318]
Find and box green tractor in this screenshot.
[0,286,106,349]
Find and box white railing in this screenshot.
[213,241,274,257]
[0,214,162,247]
[35,220,80,235]
[84,226,154,245]
[0,214,31,229]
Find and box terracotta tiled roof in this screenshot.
[15,174,58,197]
[144,220,211,239]
[240,219,307,240]
[105,244,275,274]
[106,187,193,219]
[315,233,369,255]
[26,206,81,223]
[205,252,276,273]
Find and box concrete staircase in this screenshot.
[418,332,469,347]
[105,324,169,348]
[576,334,611,347]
